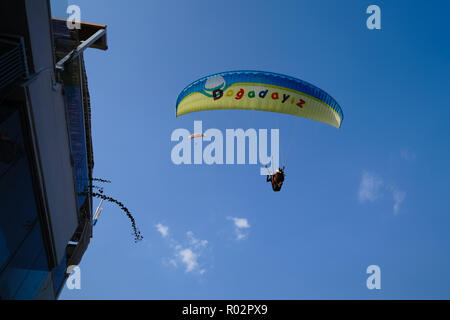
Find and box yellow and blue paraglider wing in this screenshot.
[176,71,343,128]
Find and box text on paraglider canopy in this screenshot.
[213,87,306,108]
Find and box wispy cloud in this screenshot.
[156,225,208,274]
[187,231,208,248]
[358,171,384,203]
[228,217,251,240]
[168,258,177,267]
[155,223,169,237]
[390,186,406,215]
[358,172,406,214]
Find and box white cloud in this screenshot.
[358,171,406,214]
[155,223,169,237]
[236,233,247,240]
[358,171,384,203]
[187,231,208,248]
[157,225,208,274]
[232,218,250,229]
[390,186,406,215]
[228,217,251,240]
[179,248,198,272]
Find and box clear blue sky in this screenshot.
[59,0,450,299]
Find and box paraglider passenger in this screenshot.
[267,167,285,192]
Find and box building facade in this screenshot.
[0,0,107,299]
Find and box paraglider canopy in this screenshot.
[176,70,344,128]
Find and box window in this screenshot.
[0,107,50,299]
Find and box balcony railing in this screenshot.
[0,35,29,89]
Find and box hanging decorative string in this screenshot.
[81,177,143,243]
